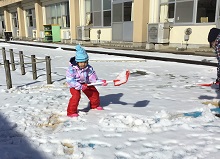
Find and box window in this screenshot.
[113,3,122,22]
[61,2,70,27]
[113,1,133,23]
[92,0,111,27]
[160,0,175,23]
[124,2,132,21]
[175,0,194,23]
[161,0,175,2]
[159,0,217,24]
[12,12,18,28]
[93,12,102,26]
[85,0,93,25]
[26,9,36,28]
[196,0,216,23]
[92,0,102,26]
[103,0,111,26]
[45,2,70,28]
[51,5,57,24]
[0,15,5,29]
[103,10,111,26]
[88,0,132,27]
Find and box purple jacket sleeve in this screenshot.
[88,67,99,83]
[214,34,220,79]
[215,34,220,62]
[66,66,82,90]
[66,64,100,90]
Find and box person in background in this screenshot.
[66,45,107,117]
[208,28,220,118]
[208,28,220,83]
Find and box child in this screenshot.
[208,28,220,82]
[66,45,107,117]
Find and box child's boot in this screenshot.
[96,106,103,110]
[67,113,79,117]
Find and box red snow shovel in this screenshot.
[197,82,220,86]
[87,70,130,86]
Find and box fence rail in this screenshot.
[1,47,52,89]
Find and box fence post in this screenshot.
[31,55,37,80]
[19,51,25,75]
[4,60,12,89]
[45,56,52,84]
[9,49,15,71]
[2,47,6,62]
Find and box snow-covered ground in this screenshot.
[0,42,220,159]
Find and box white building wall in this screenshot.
[169,25,215,47]
[90,28,112,42]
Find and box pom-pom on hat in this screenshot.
[75,45,89,62]
[208,28,220,48]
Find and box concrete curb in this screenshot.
[4,41,218,67]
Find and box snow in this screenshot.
[0,42,220,159]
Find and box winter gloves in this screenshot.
[101,80,108,86]
[81,84,88,91]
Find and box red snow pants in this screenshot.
[67,86,100,115]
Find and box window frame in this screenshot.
[112,0,133,23]
[0,15,5,29]
[159,0,218,25]
[26,9,36,28]
[91,0,112,27]
[11,12,18,28]
[175,0,194,24]
[88,0,132,27]
[45,2,70,28]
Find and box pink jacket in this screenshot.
[66,63,99,90]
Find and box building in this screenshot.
[0,0,218,49]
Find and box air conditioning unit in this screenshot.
[32,30,36,39]
[63,30,70,39]
[76,26,90,41]
[148,23,170,43]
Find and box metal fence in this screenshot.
[1,47,52,89]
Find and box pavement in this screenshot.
[0,39,217,67]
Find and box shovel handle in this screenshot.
[87,80,120,86]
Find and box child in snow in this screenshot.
[66,45,107,117]
[208,28,220,82]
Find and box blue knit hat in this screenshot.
[75,45,89,62]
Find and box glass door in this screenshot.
[12,12,18,37]
[112,0,133,42]
[26,9,36,38]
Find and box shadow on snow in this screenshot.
[0,114,48,159]
[79,93,149,112]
